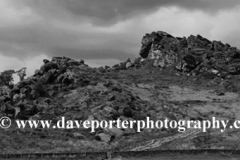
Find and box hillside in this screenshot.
[1,31,240,155]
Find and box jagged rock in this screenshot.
[0,70,15,86]
[57,74,64,83]
[16,102,39,119]
[79,59,84,64]
[13,94,20,102]
[20,88,28,94]
[68,59,80,66]
[1,101,20,118]
[43,59,50,64]
[43,70,55,83]
[16,78,35,88]
[40,62,57,74]
[137,31,240,77]
[28,82,47,99]
[126,61,133,69]
[212,41,224,51]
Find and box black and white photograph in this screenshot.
[1,0,240,159]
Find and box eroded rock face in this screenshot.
[138,31,240,77]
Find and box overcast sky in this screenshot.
[1,0,240,79]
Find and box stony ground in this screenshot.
[1,64,240,155]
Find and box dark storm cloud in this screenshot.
[13,0,240,25]
[0,14,139,61]
[62,0,240,21]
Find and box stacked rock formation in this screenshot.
[139,31,240,77]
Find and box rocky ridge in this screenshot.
[1,31,240,153]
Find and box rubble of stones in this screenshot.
[0,56,152,143]
[0,57,86,119]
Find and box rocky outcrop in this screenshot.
[139,31,240,77]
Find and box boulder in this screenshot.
[57,74,64,83]
[20,88,28,94]
[13,94,20,102]
[95,133,111,143]
[126,62,133,69]
[103,106,117,115]
[12,86,20,93]
[43,70,55,83]
[1,101,19,118]
[72,133,85,139]
[57,66,68,75]
[16,78,34,88]
[123,107,133,118]
[107,127,123,137]
[16,103,39,119]
[40,62,57,73]
[183,54,197,69]
[0,96,6,103]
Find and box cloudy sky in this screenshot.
[1,0,240,79]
